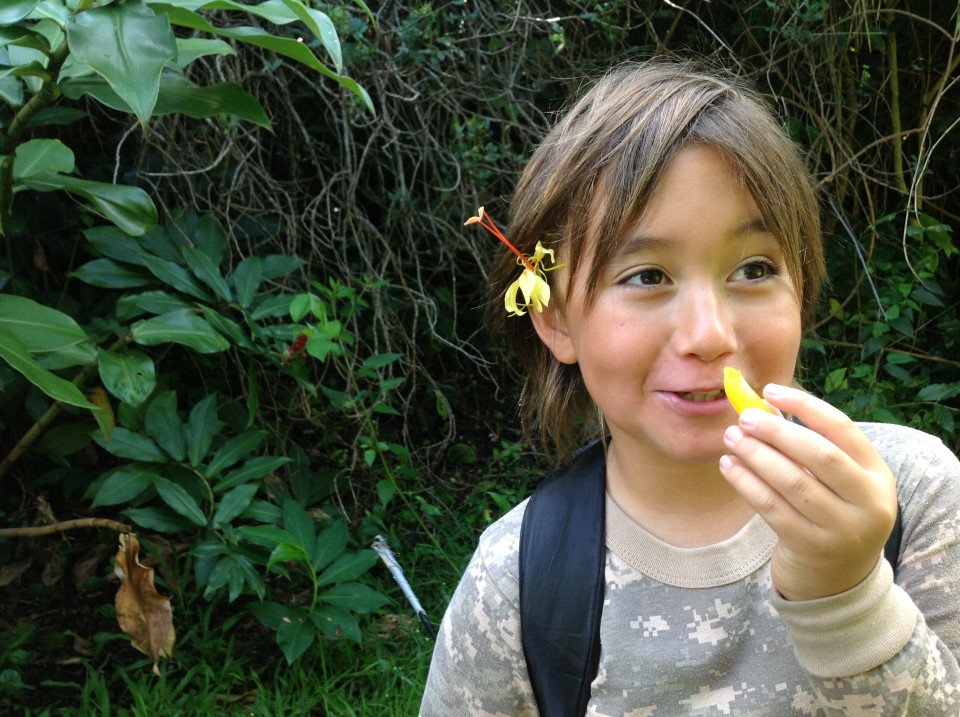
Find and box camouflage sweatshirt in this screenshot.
[420,423,960,716]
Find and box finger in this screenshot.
[760,384,884,469]
[722,423,847,527]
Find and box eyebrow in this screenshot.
[612,216,774,260]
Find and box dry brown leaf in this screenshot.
[0,558,33,587]
[114,533,175,675]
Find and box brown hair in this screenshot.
[487,58,825,460]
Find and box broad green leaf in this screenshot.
[317,582,388,613]
[361,353,402,370]
[124,506,197,532]
[248,600,290,630]
[280,0,341,72]
[0,295,96,365]
[181,245,230,300]
[98,348,156,406]
[26,106,87,127]
[30,0,71,26]
[267,541,309,569]
[214,455,290,494]
[70,258,154,289]
[276,611,315,663]
[144,390,186,461]
[131,309,230,353]
[173,37,234,67]
[0,0,41,26]
[153,475,207,526]
[116,290,192,322]
[316,549,378,587]
[282,498,315,552]
[260,255,302,279]
[61,71,270,128]
[89,464,160,507]
[83,225,145,266]
[95,426,167,461]
[205,430,266,477]
[66,2,176,126]
[916,383,960,402]
[238,499,281,524]
[312,605,360,642]
[0,75,23,106]
[311,519,347,573]
[0,328,95,408]
[211,483,258,529]
[185,393,218,466]
[227,552,264,601]
[22,173,158,235]
[199,307,254,351]
[230,257,262,308]
[12,139,74,178]
[137,253,212,300]
[236,524,293,549]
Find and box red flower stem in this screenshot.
[480,215,536,272]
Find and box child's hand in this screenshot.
[719,384,898,601]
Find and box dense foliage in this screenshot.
[1,0,958,713]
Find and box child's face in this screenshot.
[532,144,802,466]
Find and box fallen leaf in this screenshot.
[114,533,175,675]
[0,559,33,587]
[73,543,111,589]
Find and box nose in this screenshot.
[671,284,737,361]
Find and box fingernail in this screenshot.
[719,454,734,470]
[764,383,786,399]
[724,425,744,444]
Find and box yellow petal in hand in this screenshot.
[723,367,774,415]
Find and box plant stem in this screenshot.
[0,518,131,537]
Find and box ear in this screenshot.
[529,303,578,365]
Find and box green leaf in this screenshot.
[95,426,167,461]
[12,139,74,178]
[137,253,212,300]
[317,582,388,613]
[131,309,230,353]
[180,245,231,301]
[23,173,158,235]
[267,541,309,569]
[282,499,315,552]
[89,464,160,507]
[276,611,315,663]
[144,390,186,461]
[236,524,293,549]
[70,258,154,289]
[211,483,258,529]
[280,0,341,72]
[98,348,156,406]
[185,393,218,466]
[362,352,402,370]
[260,255,303,279]
[238,499,281,524]
[205,430,266,477]
[82,225,146,265]
[248,600,290,630]
[916,383,960,402]
[124,505,197,532]
[62,70,270,128]
[173,37,235,67]
[0,295,97,366]
[116,290,193,322]
[312,605,360,642]
[153,475,207,526]
[66,2,177,126]
[311,519,347,573]
[0,0,41,26]
[316,550,378,587]
[230,257,262,308]
[214,455,290,494]
[0,328,95,409]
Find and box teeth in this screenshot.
[682,390,725,402]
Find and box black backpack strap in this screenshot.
[519,441,606,717]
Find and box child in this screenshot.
[420,59,960,715]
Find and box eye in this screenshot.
[730,259,780,282]
[625,268,669,287]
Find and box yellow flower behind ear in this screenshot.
[466,208,561,317]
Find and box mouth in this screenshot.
[677,389,725,403]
